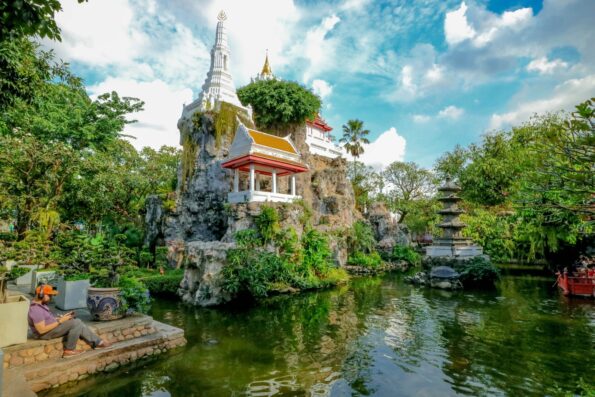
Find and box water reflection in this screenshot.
[43,274,594,397]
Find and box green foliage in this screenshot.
[344,221,385,269]
[222,216,346,300]
[382,161,436,224]
[154,246,169,268]
[237,79,321,130]
[386,245,421,266]
[8,266,30,280]
[346,162,383,213]
[0,0,87,42]
[139,250,154,268]
[140,272,183,296]
[0,232,17,241]
[455,257,500,287]
[180,135,198,192]
[347,251,383,268]
[255,206,280,244]
[301,228,333,275]
[347,221,376,255]
[212,102,254,148]
[118,276,151,314]
[340,119,370,161]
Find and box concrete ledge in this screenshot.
[3,314,156,370]
[2,319,186,396]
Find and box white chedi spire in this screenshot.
[196,10,244,111]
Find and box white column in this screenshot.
[272,169,277,194]
[249,164,255,192]
[291,174,296,196]
[233,169,239,192]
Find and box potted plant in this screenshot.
[0,266,29,348]
[87,234,151,321]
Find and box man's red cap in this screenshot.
[36,285,59,296]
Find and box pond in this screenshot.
[43,271,595,397]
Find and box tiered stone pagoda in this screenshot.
[222,121,308,203]
[426,178,483,258]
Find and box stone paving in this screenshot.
[2,284,186,396]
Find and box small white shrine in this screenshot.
[222,122,308,203]
[182,11,251,118]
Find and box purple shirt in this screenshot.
[28,302,57,337]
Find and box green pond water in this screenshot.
[43,272,595,397]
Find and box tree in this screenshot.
[382,161,436,224]
[0,0,73,42]
[340,119,370,175]
[237,79,321,130]
[0,133,78,237]
[346,161,383,212]
[434,144,468,181]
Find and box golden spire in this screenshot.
[261,50,272,76]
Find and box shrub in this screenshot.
[455,257,500,287]
[347,251,383,268]
[0,232,17,242]
[155,246,168,268]
[118,276,151,314]
[387,245,421,266]
[8,266,30,280]
[255,205,280,244]
[301,228,332,275]
[347,221,376,255]
[141,273,183,296]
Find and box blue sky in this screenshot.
[47,0,595,169]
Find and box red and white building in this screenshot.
[222,122,308,203]
[305,115,344,158]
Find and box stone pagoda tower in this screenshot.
[425,178,483,258]
[181,11,250,117]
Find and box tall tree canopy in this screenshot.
[237,79,321,131]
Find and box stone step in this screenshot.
[3,314,157,370]
[13,320,185,394]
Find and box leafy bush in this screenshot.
[118,276,151,314]
[455,257,500,287]
[347,251,383,268]
[347,221,376,254]
[0,232,17,241]
[301,228,332,275]
[8,266,30,280]
[255,205,280,244]
[155,246,168,268]
[386,245,421,266]
[141,273,183,296]
[237,79,321,130]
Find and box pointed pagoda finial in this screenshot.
[261,49,272,76]
[217,10,227,21]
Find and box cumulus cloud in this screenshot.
[444,2,475,45]
[347,128,406,170]
[489,74,595,129]
[311,79,333,100]
[88,78,193,150]
[527,57,568,75]
[444,1,532,48]
[438,105,464,120]
[412,114,431,123]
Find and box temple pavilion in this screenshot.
[222,122,308,203]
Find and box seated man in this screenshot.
[28,284,111,358]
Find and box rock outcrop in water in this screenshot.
[144,110,363,306]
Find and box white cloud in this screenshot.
[311,79,333,100]
[347,128,406,170]
[527,57,568,75]
[444,2,475,45]
[299,14,341,82]
[438,105,464,120]
[445,1,532,48]
[412,114,431,123]
[88,77,193,150]
[489,74,595,129]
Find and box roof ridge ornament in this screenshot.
[217,10,227,21]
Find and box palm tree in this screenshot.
[340,119,370,175]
